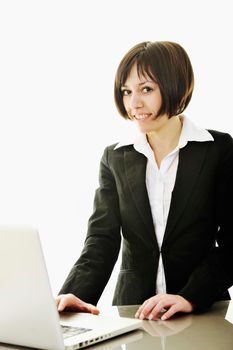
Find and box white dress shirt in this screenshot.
[115,116,214,294]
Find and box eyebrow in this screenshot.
[121,80,154,89]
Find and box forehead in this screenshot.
[123,63,152,86]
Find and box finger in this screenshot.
[161,304,179,320]
[135,300,147,318]
[135,299,148,318]
[55,294,67,311]
[57,297,67,312]
[148,300,170,320]
[57,294,79,312]
[55,296,60,308]
[147,295,180,320]
[135,299,152,319]
[136,297,159,320]
[88,304,100,315]
[72,298,100,315]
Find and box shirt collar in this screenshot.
[114,115,214,151]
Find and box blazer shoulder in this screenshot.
[103,143,134,159]
[208,129,233,152]
[100,143,124,167]
[102,143,139,170]
[208,129,233,143]
[207,129,233,169]
[104,143,134,152]
[104,143,120,152]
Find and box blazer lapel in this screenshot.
[163,142,210,243]
[124,147,157,242]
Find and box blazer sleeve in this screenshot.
[59,146,122,305]
[179,133,233,309]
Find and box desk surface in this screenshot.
[0,301,232,350]
[89,301,233,350]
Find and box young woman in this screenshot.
[56,41,233,321]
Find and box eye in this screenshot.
[142,86,153,93]
[121,89,131,96]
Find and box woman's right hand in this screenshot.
[55,293,100,315]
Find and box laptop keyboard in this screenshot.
[61,325,92,339]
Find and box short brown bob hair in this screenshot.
[114,41,194,119]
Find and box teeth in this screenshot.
[134,114,150,120]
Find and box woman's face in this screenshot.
[121,64,167,134]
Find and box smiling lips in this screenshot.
[134,113,152,120]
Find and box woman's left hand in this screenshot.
[135,294,194,321]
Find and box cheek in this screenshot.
[157,91,163,105]
[150,93,162,110]
[122,97,127,107]
[122,98,129,113]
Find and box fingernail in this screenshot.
[161,315,167,321]
[148,314,153,321]
[135,312,139,318]
[139,313,145,320]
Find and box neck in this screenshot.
[147,116,183,153]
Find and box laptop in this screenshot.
[0,226,142,350]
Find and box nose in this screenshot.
[129,92,143,110]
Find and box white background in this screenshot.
[0,0,232,307]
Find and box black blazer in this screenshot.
[60,130,233,309]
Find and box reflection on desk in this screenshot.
[117,305,193,336]
[0,302,232,350]
[95,301,233,350]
